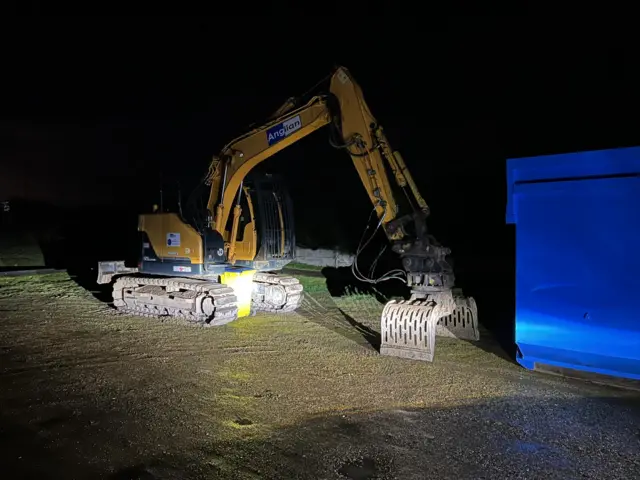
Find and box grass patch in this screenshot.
[220,371,252,381]
[223,419,258,430]
[296,274,329,294]
[217,392,255,405]
[0,272,78,298]
[286,262,323,272]
[0,232,45,268]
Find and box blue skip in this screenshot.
[506,146,640,381]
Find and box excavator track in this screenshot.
[380,290,478,362]
[251,272,304,313]
[112,275,238,326]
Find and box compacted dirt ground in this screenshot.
[0,272,639,479]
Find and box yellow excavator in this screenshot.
[97,66,478,361]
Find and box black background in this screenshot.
[1,17,638,348]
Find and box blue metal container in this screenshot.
[506,147,640,380]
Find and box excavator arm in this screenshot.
[207,66,454,296]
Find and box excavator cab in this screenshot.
[129,172,295,275]
[232,174,296,270]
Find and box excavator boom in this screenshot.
[208,69,426,241]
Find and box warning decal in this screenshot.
[173,265,191,273]
[166,232,181,247]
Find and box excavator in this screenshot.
[97,66,479,361]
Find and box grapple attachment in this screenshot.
[380,290,479,362]
[435,290,479,341]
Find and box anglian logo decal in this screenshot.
[266,115,302,146]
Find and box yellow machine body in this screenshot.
[99,65,478,362]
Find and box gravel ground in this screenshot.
[0,272,639,479]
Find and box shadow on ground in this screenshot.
[12,208,142,303]
[39,239,123,304]
[296,266,514,363]
[201,394,640,479]
[2,387,639,479]
[321,266,408,303]
[337,308,381,351]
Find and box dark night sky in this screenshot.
[1,17,639,255]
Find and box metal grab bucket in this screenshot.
[380,290,479,362]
